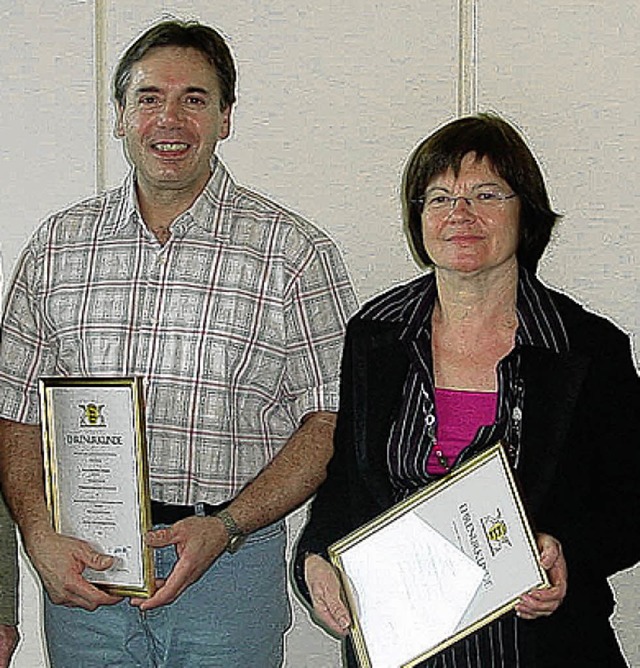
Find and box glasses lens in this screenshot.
[422,190,514,216]
[426,195,454,211]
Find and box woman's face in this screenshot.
[421,152,520,277]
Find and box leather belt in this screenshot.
[151,500,230,525]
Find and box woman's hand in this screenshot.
[515,532,567,620]
[305,553,352,636]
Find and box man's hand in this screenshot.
[515,532,567,620]
[305,553,351,637]
[26,528,122,610]
[131,515,229,611]
[0,624,18,668]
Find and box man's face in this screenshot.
[116,46,231,202]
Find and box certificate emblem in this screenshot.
[481,510,512,556]
[79,402,106,427]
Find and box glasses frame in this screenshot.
[413,191,517,217]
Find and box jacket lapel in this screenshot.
[517,346,590,515]
[349,321,592,517]
[352,321,409,510]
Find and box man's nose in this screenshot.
[158,98,184,125]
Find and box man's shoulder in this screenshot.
[207,159,338,250]
[226,183,339,255]
[233,185,326,237]
[30,183,128,248]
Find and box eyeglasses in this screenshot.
[413,189,517,217]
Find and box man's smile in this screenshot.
[151,141,191,153]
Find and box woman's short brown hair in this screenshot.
[402,113,560,272]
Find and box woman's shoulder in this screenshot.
[353,272,434,325]
[547,287,634,356]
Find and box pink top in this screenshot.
[426,388,498,475]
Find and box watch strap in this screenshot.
[216,509,246,553]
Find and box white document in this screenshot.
[340,512,484,668]
[330,444,547,667]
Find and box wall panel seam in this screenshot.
[458,0,478,116]
[95,0,108,193]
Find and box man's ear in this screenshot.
[114,103,126,138]
[218,105,232,141]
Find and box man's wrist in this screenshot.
[215,509,246,554]
[22,518,55,547]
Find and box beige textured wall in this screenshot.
[1,2,638,666]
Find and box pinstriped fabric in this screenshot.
[518,269,569,352]
[356,267,568,667]
[0,157,357,506]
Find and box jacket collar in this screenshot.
[363,267,570,355]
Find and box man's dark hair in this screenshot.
[113,19,237,111]
[402,113,561,272]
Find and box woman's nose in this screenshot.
[446,196,476,219]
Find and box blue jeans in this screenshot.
[44,521,290,667]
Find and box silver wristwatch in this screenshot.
[216,509,246,554]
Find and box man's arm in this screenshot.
[135,411,336,610]
[0,624,19,668]
[0,491,19,668]
[225,411,337,533]
[0,419,121,610]
[0,626,18,668]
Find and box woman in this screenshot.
[294,113,640,667]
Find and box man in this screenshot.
[0,493,18,668]
[0,20,356,667]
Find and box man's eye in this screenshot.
[139,96,159,106]
[185,96,206,106]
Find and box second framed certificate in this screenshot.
[39,376,154,598]
[329,443,547,668]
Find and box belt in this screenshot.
[151,500,230,525]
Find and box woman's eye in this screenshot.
[476,191,500,201]
[428,196,451,206]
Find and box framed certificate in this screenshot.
[39,376,155,598]
[329,443,547,668]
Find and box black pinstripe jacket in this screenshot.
[295,272,640,668]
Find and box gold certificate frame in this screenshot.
[39,376,154,598]
[329,443,548,668]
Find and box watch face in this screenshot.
[227,533,247,554]
[216,510,246,553]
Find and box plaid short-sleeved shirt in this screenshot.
[0,157,357,505]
